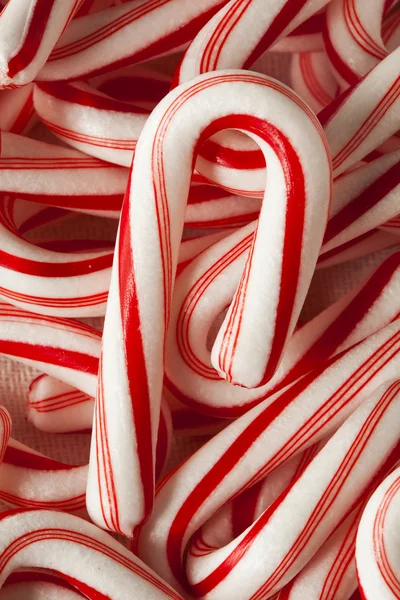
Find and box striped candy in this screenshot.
[0,510,184,599]
[86,70,331,537]
[138,318,400,593]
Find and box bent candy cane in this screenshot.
[0,510,184,600]
[0,131,128,218]
[166,231,400,415]
[356,465,400,599]
[86,70,331,536]
[0,85,36,134]
[185,382,400,600]
[290,51,339,112]
[0,195,113,317]
[38,0,229,82]
[0,0,84,88]
[138,317,400,592]
[324,0,395,88]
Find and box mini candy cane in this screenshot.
[290,51,339,112]
[0,573,83,599]
[139,369,400,597]
[0,85,36,134]
[320,149,400,255]
[38,0,229,82]
[86,70,331,537]
[166,232,400,415]
[324,0,392,88]
[0,510,184,600]
[356,464,400,598]
[0,0,84,88]
[0,131,128,218]
[0,197,113,317]
[138,318,400,592]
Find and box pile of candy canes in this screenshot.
[0,0,398,598]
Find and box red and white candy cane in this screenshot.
[138,317,400,592]
[0,0,85,88]
[183,381,400,600]
[166,233,400,415]
[320,149,400,256]
[0,85,36,134]
[0,196,113,317]
[38,0,228,82]
[33,68,171,167]
[324,0,396,88]
[0,574,84,599]
[317,229,399,269]
[0,302,101,396]
[0,510,184,600]
[86,70,331,536]
[0,131,128,218]
[290,51,339,112]
[356,464,400,598]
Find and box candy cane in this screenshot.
[166,231,400,415]
[317,229,399,269]
[0,131,128,218]
[0,573,84,599]
[138,318,400,592]
[86,70,331,536]
[0,510,184,599]
[0,0,85,88]
[191,47,400,195]
[324,0,393,88]
[271,10,326,53]
[356,465,400,598]
[0,85,36,134]
[0,196,113,317]
[33,69,171,167]
[290,51,339,112]
[184,383,400,600]
[320,149,400,255]
[0,302,101,396]
[38,0,229,82]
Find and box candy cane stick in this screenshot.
[0,574,84,599]
[356,465,400,598]
[38,0,229,82]
[0,85,36,134]
[317,229,399,269]
[320,149,400,255]
[138,318,400,592]
[0,510,184,600]
[324,0,391,88]
[0,302,100,396]
[0,198,113,317]
[86,70,331,536]
[0,0,85,88]
[290,51,339,112]
[183,382,400,600]
[166,233,400,415]
[0,131,127,218]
